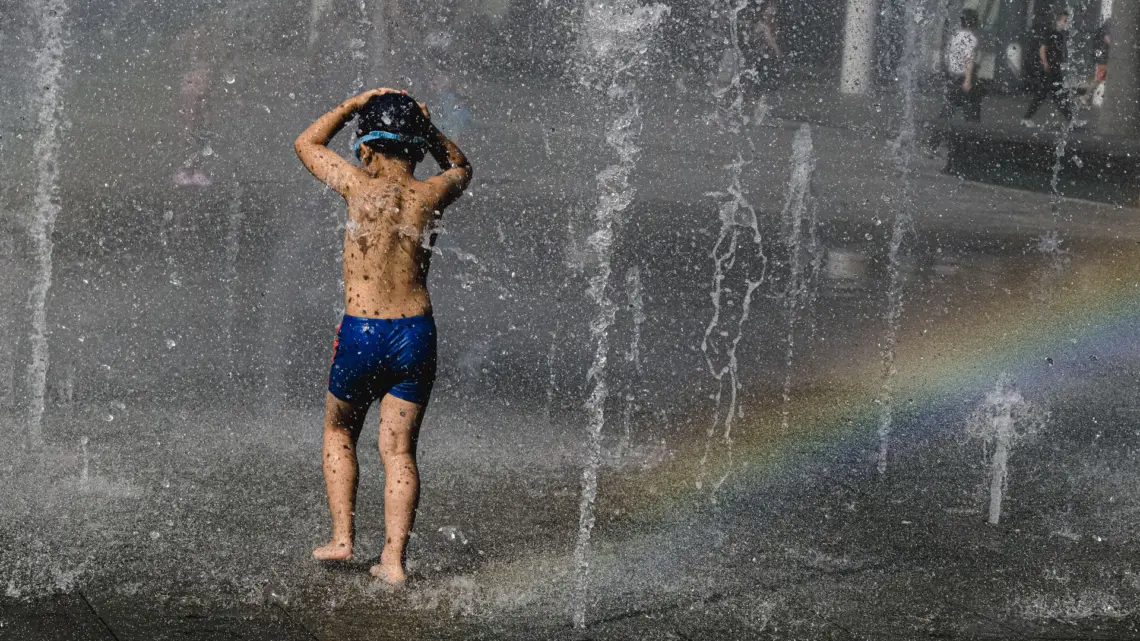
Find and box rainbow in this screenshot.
[607,241,1140,513]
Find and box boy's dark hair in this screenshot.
[354,93,431,162]
[961,8,980,30]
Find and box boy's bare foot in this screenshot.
[369,562,407,587]
[312,540,353,561]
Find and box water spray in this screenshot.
[779,125,817,433]
[699,0,769,493]
[966,376,1046,525]
[24,0,70,449]
[875,0,926,475]
[572,1,667,629]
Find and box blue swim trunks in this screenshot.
[328,314,437,406]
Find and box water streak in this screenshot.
[699,0,767,489]
[1038,49,1084,300]
[223,184,244,373]
[572,1,666,629]
[78,436,90,492]
[616,266,645,457]
[544,327,559,424]
[433,244,514,299]
[779,126,816,432]
[0,225,16,408]
[24,0,70,448]
[876,0,924,475]
[966,376,1045,525]
[307,0,333,50]
[350,0,370,94]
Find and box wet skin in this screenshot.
[295,87,472,585]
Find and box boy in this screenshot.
[294,88,472,586]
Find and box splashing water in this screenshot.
[544,328,559,424]
[1038,45,1084,301]
[966,376,1046,525]
[572,1,666,629]
[78,436,90,492]
[24,0,70,449]
[615,266,645,458]
[546,220,581,424]
[699,0,768,492]
[875,0,924,475]
[350,0,370,94]
[223,184,244,374]
[624,266,646,375]
[779,125,817,432]
[432,245,514,300]
[307,0,330,50]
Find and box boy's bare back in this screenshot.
[294,87,471,319]
[343,177,441,319]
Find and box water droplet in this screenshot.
[202,145,214,157]
[223,73,236,84]
[149,531,161,540]
[166,339,177,349]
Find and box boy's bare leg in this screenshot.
[370,394,425,586]
[313,391,368,561]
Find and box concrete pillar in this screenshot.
[841,0,878,94]
[1100,0,1139,133]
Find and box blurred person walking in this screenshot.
[1022,9,1084,128]
[1084,19,1112,107]
[928,9,982,153]
[740,0,783,101]
[294,88,472,587]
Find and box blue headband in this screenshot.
[354,130,427,155]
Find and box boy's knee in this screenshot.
[381,449,415,467]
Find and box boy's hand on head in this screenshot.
[417,101,432,123]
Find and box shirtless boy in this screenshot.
[294,87,472,585]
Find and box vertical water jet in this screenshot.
[223,183,244,375]
[700,0,767,490]
[1038,23,1084,301]
[616,266,645,458]
[966,376,1045,525]
[78,436,89,492]
[24,0,70,448]
[572,1,666,629]
[779,125,817,433]
[875,0,925,475]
